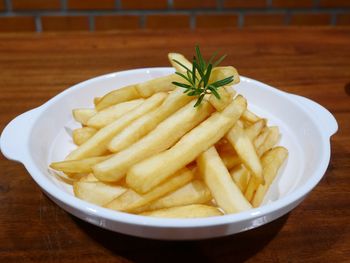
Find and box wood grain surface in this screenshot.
[0,28,349,263]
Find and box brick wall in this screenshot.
[0,0,349,32]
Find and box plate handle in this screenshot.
[0,108,41,162]
[289,94,338,138]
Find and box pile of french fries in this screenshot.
[50,52,288,218]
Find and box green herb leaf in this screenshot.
[172,45,233,107]
[172,81,193,89]
[172,59,191,72]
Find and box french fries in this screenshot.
[197,147,252,213]
[108,88,192,152]
[93,99,213,182]
[245,119,266,141]
[72,127,97,146]
[126,95,247,194]
[252,147,288,207]
[87,99,144,129]
[79,173,99,182]
[95,86,140,111]
[74,181,126,206]
[256,127,280,157]
[50,155,111,174]
[209,87,234,111]
[72,108,96,125]
[168,53,192,72]
[50,50,288,219]
[106,168,193,212]
[135,74,182,98]
[210,66,240,85]
[66,92,167,160]
[226,122,264,184]
[242,109,260,123]
[230,164,251,193]
[144,180,212,211]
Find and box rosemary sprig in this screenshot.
[172,45,234,107]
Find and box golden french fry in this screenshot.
[72,127,97,146]
[94,97,101,106]
[230,164,251,193]
[254,127,270,149]
[126,95,247,194]
[216,140,241,170]
[108,88,192,152]
[72,109,96,125]
[209,87,234,111]
[241,109,260,123]
[49,169,83,185]
[197,147,252,213]
[79,173,99,182]
[105,168,193,212]
[73,181,126,206]
[145,180,212,211]
[95,86,141,111]
[209,66,240,85]
[135,74,182,98]
[245,119,266,141]
[244,176,260,202]
[87,99,144,129]
[220,152,241,170]
[168,53,192,72]
[50,155,111,174]
[226,122,264,184]
[66,93,167,160]
[93,99,214,182]
[252,147,288,207]
[257,126,280,156]
[141,204,222,218]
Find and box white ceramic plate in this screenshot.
[0,68,337,240]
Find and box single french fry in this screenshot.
[257,126,280,157]
[49,170,83,185]
[94,97,101,106]
[226,122,263,184]
[87,99,144,129]
[73,181,126,206]
[244,176,260,202]
[93,100,214,182]
[230,164,251,193]
[241,109,260,123]
[79,173,99,182]
[135,74,182,98]
[245,119,266,141]
[66,93,167,160]
[254,127,270,149]
[72,127,97,146]
[72,109,96,125]
[216,140,241,170]
[209,66,240,85]
[168,53,192,72]
[252,147,288,207]
[108,88,192,152]
[145,180,212,211]
[141,204,222,218]
[197,147,252,213]
[209,87,234,111]
[220,152,241,170]
[95,85,141,111]
[105,168,193,213]
[50,155,111,174]
[126,95,247,194]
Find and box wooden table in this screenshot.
[0,28,349,262]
